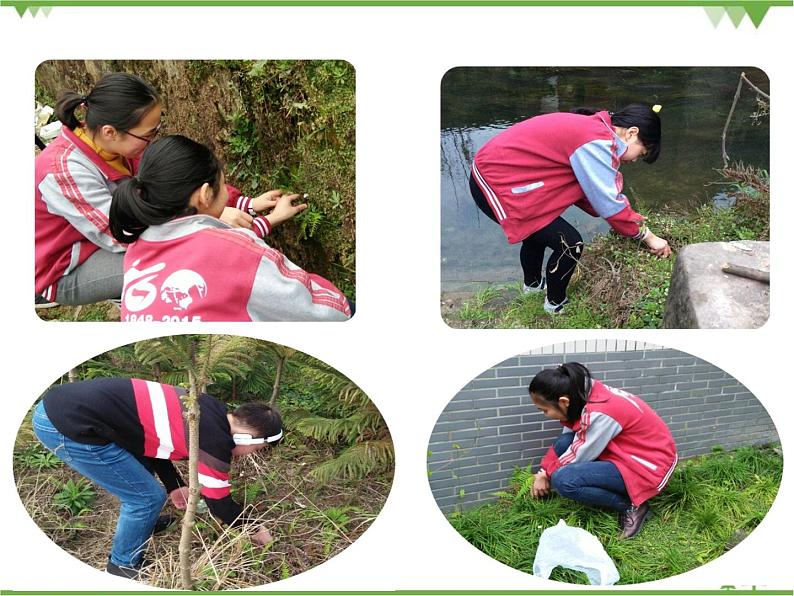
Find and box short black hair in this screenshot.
[232,403,283,445]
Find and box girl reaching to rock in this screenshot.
[529,363,677,538]
[110,135,351,322]
[470,104,672,314]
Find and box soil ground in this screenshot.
[15,426,391,589]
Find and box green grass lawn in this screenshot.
[447,444,781,584]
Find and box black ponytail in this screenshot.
[110,135,223,243]
[571,103,662,164]
[55,72,160,132]
[528,362,593,422]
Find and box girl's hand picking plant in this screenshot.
[643,231,672,258]
[251,526,274,546]
[250,190,307,226]
[532,470,551,498]
[169,487,190,510]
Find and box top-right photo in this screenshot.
[441,67,769,330]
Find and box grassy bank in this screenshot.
[442,165,769,329]
[447,444,781,584]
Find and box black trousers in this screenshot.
[470,173,583,304]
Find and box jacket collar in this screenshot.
[61,127,135,182]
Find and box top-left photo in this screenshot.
[34,60,355,322]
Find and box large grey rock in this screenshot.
[663,241,769,329]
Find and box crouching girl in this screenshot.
[32,377,283,579]
[471,104,672,314]
[530,363,677,538]
[109,135,351,322]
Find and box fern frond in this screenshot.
[295,415,368,444]
[310,439,394,482]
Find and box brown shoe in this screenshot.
[619,502,651,539]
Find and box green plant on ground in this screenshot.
[53,479,97,515]
[15,444,62,470]
[448,444,781,584]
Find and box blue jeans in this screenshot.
[32,402,166,567]
[550,431,631,511]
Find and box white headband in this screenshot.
[233,430,283,445]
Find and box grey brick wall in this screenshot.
[428,348,778,513]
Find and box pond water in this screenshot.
[440,67,770,292]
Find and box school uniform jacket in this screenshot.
[120,215,351,322]
[472,111,645,244]
[42,377,246,526]
[35,127,130,301]
[540,380,678,507]
[35,128,272,302]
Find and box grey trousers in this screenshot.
[55,250,124,305]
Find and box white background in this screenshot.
[1,4,791,591]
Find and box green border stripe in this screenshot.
[2,591,793,595]
[1,0,791,5]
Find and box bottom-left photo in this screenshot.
[14,334,393,589]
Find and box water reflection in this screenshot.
[440,67,769,292]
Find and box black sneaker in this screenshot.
[107,559,141,580]
[619,502,652,539]
[35,294,58,309]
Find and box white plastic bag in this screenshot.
[532,519,620,585]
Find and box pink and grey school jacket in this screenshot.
[35,127,131,300]
[472,111,645,244]
[120,215,351,322]
[540,380,678,507]
[42,377,246,526]
[35,128,270,301]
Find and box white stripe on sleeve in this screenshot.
[146,381,175,459]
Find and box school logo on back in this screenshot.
[159,269,208,312]
[123,259,208,321]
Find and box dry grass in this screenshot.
[15,428,391,589]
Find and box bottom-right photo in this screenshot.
[427,341,781,585]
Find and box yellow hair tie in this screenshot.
[652,104,663,113]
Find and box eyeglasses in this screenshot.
[122,122,162,144]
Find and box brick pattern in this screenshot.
[428,349,778,512]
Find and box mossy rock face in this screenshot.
[36,60,355,297]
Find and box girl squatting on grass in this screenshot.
[110,135,351,322]
[470,104,672,314]
[35,72,306,307]
[530,363,677,538]
[32,377,283,579]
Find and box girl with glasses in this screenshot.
[110,135,351,322]
[35,73,162,306]
[470,104,671,315]
[35,72,298,308]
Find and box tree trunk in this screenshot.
[179,360,202,589]
[270,355,285,407]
